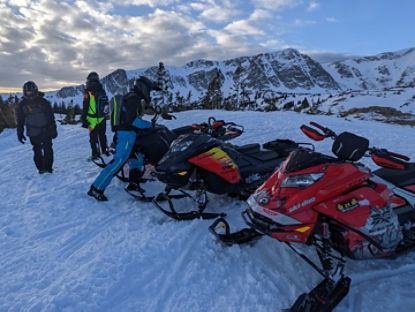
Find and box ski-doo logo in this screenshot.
[337,198,359,213]
[288,197,316,213]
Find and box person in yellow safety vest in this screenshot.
[87,76,161,201]
[81,72,109,160]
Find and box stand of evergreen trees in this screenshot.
[0,97,17,133]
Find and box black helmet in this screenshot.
[132,76,161,104]
[23,81,38,98]
[86,72,99,82]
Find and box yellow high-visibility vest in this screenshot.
[87,92,105,130]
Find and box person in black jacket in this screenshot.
[15,81,57,174]
[81,72,109,160]
[88,76,160,201]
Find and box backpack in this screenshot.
[110,94,123,131]
[95,93,109,118]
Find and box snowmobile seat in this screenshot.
[235,143,260,154]
[249,150,280,162]
[373,164,415,188]
[172,125,194,136]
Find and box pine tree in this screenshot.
[0,96,16,132]
[74,104,82,115]
[202,70,223,110]
[64,100,75,123]
[239,82,251,110]
[186,90,192,107]
[52,102,59,114]
[155,62,169,107]
[230,66,243,110]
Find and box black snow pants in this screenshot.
[90,120,108,157]
[29,131,54,172]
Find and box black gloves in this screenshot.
[51,127,58,139]
[18,134,26,144]
[82,121,89,129]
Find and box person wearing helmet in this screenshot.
[81,72,109,160]
[87,76,161,201]
[15,81,57,174]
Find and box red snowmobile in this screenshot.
[93,106,244,201]
[210,122,415,311]
[152,132,304,220]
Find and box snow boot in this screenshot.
[88,185,108,201]
[125,182,145,193]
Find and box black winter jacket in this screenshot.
[15,94,57,138]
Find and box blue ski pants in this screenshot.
[93,131,138,191]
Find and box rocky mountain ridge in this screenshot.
[3,47,415,110]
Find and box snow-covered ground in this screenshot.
[1,110,414,311]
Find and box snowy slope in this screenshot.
[324,47,415,90]
[1,111,415,311]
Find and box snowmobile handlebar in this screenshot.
[369,148,410,161]
[369,147,411,169]
[302,121,411,169]
[309,122,337,138]
[150,105,176,126]
[300,122,337,141]
[207,116,244,130]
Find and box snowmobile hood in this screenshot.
[156,133,221,173]
[245,150,371,240]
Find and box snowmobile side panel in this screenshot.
[313,186,387,229]
[391,194,409,208]
[188,147,241,184]
[405,184,415,193]
[313,184,403,259]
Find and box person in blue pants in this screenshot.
[87,76,161,201]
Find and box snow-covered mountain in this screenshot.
[324,47,415,90]
[37,47,415,106]
[38,48,342,107]
[3,47,415,127]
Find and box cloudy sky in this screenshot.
[1,0,414,92]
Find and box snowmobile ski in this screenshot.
[125,186,190,203]
[209,217,263,246]
[289,276,351,312]
[153,190,226,220]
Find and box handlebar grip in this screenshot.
[388,151,410,161]
[310,121,325,131]
[208,117,216,126]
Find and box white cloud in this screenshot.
[225,20,264,36]
[326,17,338,23]
[308,1,319,11]
[194,0,242,24]
[1,0,261,89]
[294,19,316,26]
[252,0,303,11]
[224,9,270,36]
[112,0,179,8]
[0,0,314,90]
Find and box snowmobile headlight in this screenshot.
[171,140,192,153]
[281,173,325,189]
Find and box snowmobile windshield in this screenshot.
[285,149,338,173]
